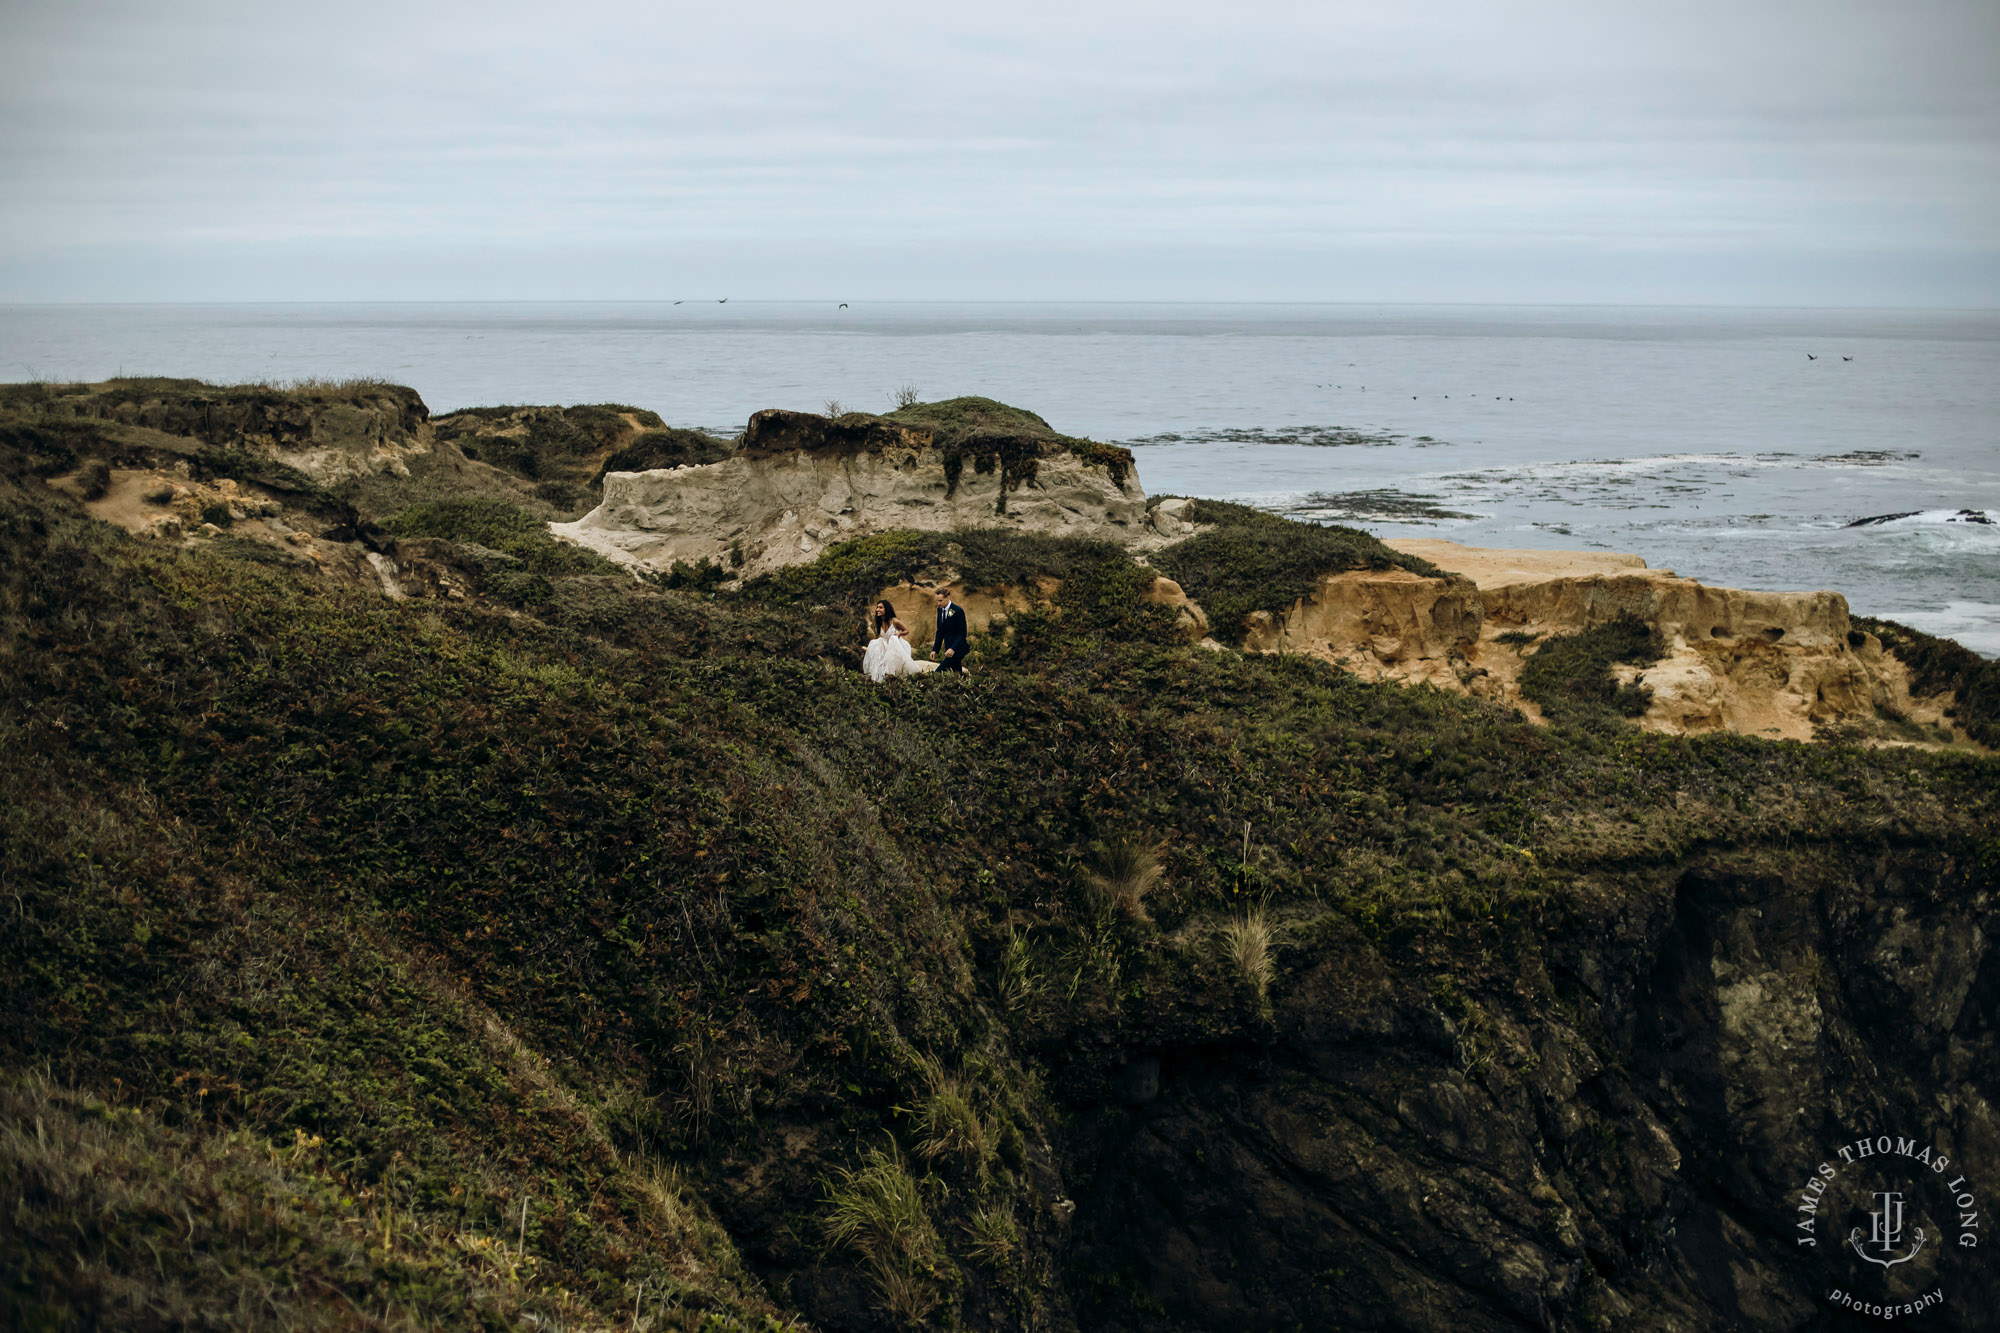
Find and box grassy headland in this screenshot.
[3,380,1997,1330]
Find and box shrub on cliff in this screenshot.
[384,496,619,577]
[1150,498,1443,643]
[434,403,669,486]
[0,376,427,451]
[737,526,1156,617]
[593,427,734,482]
[885,396,1056,443]
[1855,616,2000,747]
[886,396,1135,493]
[1518,613,1664,726]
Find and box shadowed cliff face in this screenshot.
[1050,848,1999,1332]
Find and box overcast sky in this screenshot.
[2,0,1996,304]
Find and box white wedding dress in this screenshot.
[863,625,938,682]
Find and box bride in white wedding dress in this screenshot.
[862,599,939,682]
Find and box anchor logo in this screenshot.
[1849,1191,1927,1269]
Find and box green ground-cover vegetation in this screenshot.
[595,428,736,483]
[384,497,621,577]
[1517,613,1665,726]
[3,390,1998,1329]
[1856,615,2000,746]
[0,377,428,455]
[737,527,1149,613]
[431,404,686,516]
[1148,497,1445,641]
[884,397,1135,496]
[384,497,626,605]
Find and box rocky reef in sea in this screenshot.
[4,377,1999,1331]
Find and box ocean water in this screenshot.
[5,301,1997,654]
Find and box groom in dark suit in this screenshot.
[933,587,970,672]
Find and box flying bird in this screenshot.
[1807,353,1818,360]
[1842,355,1853,362]
[673,300,683,305]
[839,303,848,309]
[718,298,728,304]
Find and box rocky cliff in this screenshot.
[554,403,1153,579]
[1234,538,1974,748]
[5,377,2000,1333]
[9,376,432,485]
[14,378,1986,749]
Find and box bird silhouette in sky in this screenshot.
[1807,353,1818,360]
[839,303,848,309]
[718,298,728,304]
[673,300,683,305]
[1843,355,1853,362]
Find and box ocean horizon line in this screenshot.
[5,297,2000,314]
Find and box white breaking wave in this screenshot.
[1846,508,1995,530]
[1876,603,2000,659]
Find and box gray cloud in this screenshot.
[1,0,1995,300]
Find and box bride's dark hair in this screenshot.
[874,598,897,635]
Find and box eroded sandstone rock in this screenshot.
[553,409,1154,579]
[1237,538,1970,746]
[25,378,434,486]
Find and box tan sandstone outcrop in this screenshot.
[1245,539,1963,745]
[31,379,436,487]
[553,409,1161,579]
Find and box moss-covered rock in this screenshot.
[1149,497,1444,642]
[1518,612,1665,726]
[1856,615,2000,746]
[432,403,674,497]
[886,395,1135,495]
[594,426,735,482]
[0,376,430,452]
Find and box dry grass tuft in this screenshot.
[963,1206,1019,1266]
[995,925,1042,1014]
[914,1055,991,1178]
[1086,838,1165,922]
[1221,906,1275,1000]
[822,1143,945,1325]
